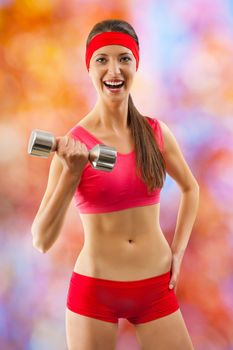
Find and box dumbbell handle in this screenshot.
[28,129,117,172]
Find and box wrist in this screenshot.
[62,167,82,183]
[171,247,185,260]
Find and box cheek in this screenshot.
[90,66,105,79]
[89,71,103,88]
[126,70,136,82]
[130,63,137,73]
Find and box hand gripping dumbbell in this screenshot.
[27,129,117,172]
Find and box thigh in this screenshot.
[65,307,118,350]
[134,309,194,350]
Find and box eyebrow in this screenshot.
[94,52,133,58]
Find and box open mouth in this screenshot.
[103,81,125,90]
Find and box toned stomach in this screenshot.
[74,204,173,281]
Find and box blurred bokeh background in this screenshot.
[0,0,233,349]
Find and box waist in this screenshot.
[74,227,172,281]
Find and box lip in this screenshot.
[103,81,125,93]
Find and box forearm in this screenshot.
[32,169,81,252]
[171,182,199,259]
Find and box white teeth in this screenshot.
[104,81,124,86]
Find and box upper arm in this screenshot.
[34,152,63,219]
[159,120,198,191]
[35,128,77,215]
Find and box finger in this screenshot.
[55,136,62,148]
[74,140,82,153]
[81,142,88,154]
[169,275,176,289]
[64,135,69,147]
[169,282,175,290]
[70,136,75,150]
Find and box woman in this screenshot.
[31,19,199,350]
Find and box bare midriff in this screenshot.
[73,203,173,281]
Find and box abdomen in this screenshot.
[75,204,172,281]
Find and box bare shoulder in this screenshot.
[157,120,180,155]
[65,114,94,140]
[75,114,95,129]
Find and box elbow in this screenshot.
[31,225,48,254]
[182,178,200,195]
[192,178,199,192]
[189,179,200,203]
[193,179,200,194]
[33,241,47,253]
[32,237,48,254]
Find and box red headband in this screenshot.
[85,31,139,71]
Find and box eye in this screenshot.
[96,57,106,63]
[121,56,131,62]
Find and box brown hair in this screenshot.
[86,19,166,192]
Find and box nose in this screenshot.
[107,59,121,74]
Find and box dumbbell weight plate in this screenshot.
[89,144,117,172]
[28,129,56,158]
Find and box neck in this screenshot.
[91,96,129,131]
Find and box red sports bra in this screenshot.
[68,116,164,214]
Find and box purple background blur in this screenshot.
[0,0,233,349]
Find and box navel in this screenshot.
[128,239,134,244]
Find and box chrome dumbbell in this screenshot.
[27,129,117,172]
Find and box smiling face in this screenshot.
[88,45,137,101]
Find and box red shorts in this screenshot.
[66,270,179,324]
